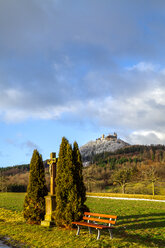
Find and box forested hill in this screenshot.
[1,144,165,194]
[1,144,165,174]
[83,144,165,194]
[91,144,165,166]
[0,161,48,176]
[0,161,49,192]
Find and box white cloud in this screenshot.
[0,0,165,146]
[1,61,165,137]
[69,72,165,145]
[5,138,40,152]
[126,130,165,145]
[150,87,165,105]
[127,62,157,72]
[0,105,76,123]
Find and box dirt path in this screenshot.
[87,195,165,202]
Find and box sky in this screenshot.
[1,0,165,167]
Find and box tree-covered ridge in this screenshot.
[1,144,165,195]
[0,161,49,192]
[0,164,30,175]
[83,145,165,195]
[1,144,164,174]
[0,160,48,176]
[92,144,165,166]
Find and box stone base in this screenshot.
[41,194,56,227]
[41,220,55,227]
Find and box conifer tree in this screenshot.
[23,149,48,224]
[72,141,86,215]
[55,137,86,227]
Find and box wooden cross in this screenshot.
[47,152,57,195]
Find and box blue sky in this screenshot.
[1,0,165,167]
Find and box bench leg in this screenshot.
[88,227,92,234]
[108,229,113,239]
[97,229,101,240]
[76,225,80,235]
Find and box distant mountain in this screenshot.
[80,133,129,165]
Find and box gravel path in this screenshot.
[87,195,165,202]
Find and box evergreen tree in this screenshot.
[72,141,86,215]
[23,149,48,224]
[54,137,87,227]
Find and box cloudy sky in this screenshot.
[1,0,165,167]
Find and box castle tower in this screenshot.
[114,132,117,139]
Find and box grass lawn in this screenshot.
[0,193,165,247]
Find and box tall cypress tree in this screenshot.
[23,149,48,224]
[54,137,85,227]
[72,141,86,215]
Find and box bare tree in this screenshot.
[113,167,133,194]
[146,162,159,196]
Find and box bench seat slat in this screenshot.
[72,221,114,229]
[83,216,116,225]
[84,212,117,219]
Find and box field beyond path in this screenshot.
[0,193,165,248]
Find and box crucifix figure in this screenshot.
[41,152,57,227]
[48,152,56,195]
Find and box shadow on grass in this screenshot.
[116,229,165,248]
[116,212,165,247]
[118,212,165,225]
[72,226,165,247]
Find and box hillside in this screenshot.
[83,144,165,194]
[1,141,165,195]
[0,161,49,192]
[80,133,129,165]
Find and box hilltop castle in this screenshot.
[96,132,117,141]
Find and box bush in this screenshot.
[23,150,48,224]
[54,138,87,227]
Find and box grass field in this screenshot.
[0,193,165,247]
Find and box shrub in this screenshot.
[23,149,48,224]
[54,138,88,227]
[73,141,87,215]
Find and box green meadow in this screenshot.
[0,193,165,247]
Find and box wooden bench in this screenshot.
[72,212,117,240]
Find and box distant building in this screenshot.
[106,132,117,140]
[96,132,117,141]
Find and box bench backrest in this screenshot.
[83,212,117,226]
